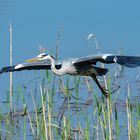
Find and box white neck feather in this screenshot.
[48,56,65,75]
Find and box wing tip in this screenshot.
[0,66,15,74]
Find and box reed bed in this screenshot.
[0,71,140,140]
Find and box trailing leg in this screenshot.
[90,74,109,98]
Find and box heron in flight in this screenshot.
[1,53,140,98]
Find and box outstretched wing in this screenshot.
[0,60,61,74]
[73,54,140,68]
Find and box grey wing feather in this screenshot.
[74,54,140,68]
[73,54,115,65]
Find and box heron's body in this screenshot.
[1,53,140,98]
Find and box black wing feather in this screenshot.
[0,61,61,74]
[113,56,140,68]
[0,65,51,74]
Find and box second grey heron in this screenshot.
[1,53,140,98]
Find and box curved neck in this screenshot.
[48,56,64,75]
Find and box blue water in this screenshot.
[0,0,140,139]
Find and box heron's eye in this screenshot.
[37,53,48,58]
[40,56,44,58]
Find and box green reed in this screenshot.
[1,68,140,139]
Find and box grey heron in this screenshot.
[1,53,140,98]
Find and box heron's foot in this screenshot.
[101,87,109,98]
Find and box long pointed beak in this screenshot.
[26,57,40,62]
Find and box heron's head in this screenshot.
[26,53,55,62]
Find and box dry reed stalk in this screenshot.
[30,90,39,136]
[126,81,131,140]
[85,78,92,93]
[47,89,52,140]
[126,99,131,140]
[9,23,13,113]
[55,26,63,62]
[40,86,48,140]
[27,110,35,136]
